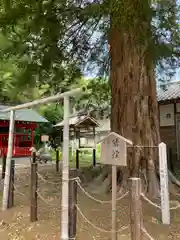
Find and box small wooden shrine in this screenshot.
[54,114,100,148]
[53,114,100,166]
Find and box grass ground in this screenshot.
[0,164,180,239]
[51,148,100,168]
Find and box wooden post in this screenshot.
[168,148,173,172]
[30,152,38,222]
[68,169,77,239]
[92,149,96,167]
[8,159,15,208]
[2,110,15,211]
[93,126,96,167]
[76,150,79,169]
[159,142,170,224]
[2,154,6,179]
[112,165,117,240]
[56,150,59,172]
[130,178,142,240]
[61,96,70,240]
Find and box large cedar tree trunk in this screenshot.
[108,21,160,197]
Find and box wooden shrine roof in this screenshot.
[54,115,100,128]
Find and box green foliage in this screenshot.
[0,0,179,106]
[40,103,63,124]
[74,77,110,115]
[0,0,83,95]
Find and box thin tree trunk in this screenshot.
[108,21,160,197]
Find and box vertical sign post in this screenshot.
[30,152,38,222]
[68,169,78,239]
[98,132,133,240]
[130,178,142,240]
[112,165,117,240]
[158,142,170,224]
[56,150,59,173]
[2,154,6,179]
[61,96,70,240]
[2,110,15,211]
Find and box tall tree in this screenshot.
[0,0,180,196]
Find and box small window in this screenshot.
[166,113,171,119]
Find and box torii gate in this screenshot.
[0,87,85,240]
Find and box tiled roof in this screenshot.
[0,105,48,123]
[157,81,180,102]
[54,115,99,127]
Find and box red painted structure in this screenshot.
[0,120,37,157]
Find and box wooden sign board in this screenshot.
[41,135,49,142]
[158,142,170,224]
[99,132,132,166]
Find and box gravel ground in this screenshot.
[0,165,180,239]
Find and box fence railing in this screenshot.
[2,156,180,240]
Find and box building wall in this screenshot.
[159,103,178,158]
[79,130,109,146]
[159,104,174,126]
[81,104,178,154]
[176,103,180,113]
[160,126,176,153]
[95,108,177,149]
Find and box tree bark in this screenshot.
[108,16,160,197]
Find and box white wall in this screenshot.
[96,119,110,132]
[159,104,174,126]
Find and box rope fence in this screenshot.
[0,158,131,238]
[76,204,129,233]
[2,156,180,240]
[140,190,180,239]
[76,180,129,204]
[141,194,161,209]
[141,227,156,240]
[141,193,180,210]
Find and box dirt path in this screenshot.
[0,158,56,173]
[0,165,180,239]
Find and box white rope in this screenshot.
[170,202,180,210]
[15,170,30,184]
[37,172,62,185]
[15,170,24,178]
[15,169,29,176]
[141,193,180,210]
[61,177,81,182]
[141,194,161,209]
[127,145,158,148]
[1,169,29,181]
[37,172,79,185]
[13,184,26,196]
[36,173,47,182]
[141,227,155,240]
[36,190,60,207]
[76,204,128,233]
[76,180,129,204]
[70,177,81,181]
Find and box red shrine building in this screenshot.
[0,105,48,157]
